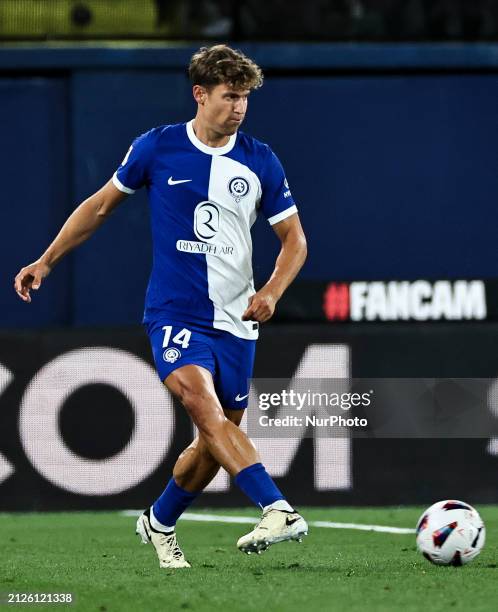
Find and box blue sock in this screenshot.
[152,478,199,529]
[234,462,286,509]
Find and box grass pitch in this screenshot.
[1,506,496,612]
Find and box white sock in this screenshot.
[263,499,294,513]
[150,506,175,533]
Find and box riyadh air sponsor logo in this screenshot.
[228,176,250,203]
[183,201,235,256]
[323,280,487,322]
[176,240,234,256]
[194,201,220,242]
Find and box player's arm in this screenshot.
[14,180,127,302]
[242,213,307,323]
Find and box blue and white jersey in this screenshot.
[112,121,297,340]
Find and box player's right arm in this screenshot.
[14,180,127,302]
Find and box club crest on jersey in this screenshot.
[228,177,250,203]
[163,347,181,363]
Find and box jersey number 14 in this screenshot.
[161,326,191,349]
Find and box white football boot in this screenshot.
[237,509,308,554]
[136,508,191,569]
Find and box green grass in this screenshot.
[1,507,496,612]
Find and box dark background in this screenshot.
[4,1,498,42]
[1,324,497,510]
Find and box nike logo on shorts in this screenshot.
[235,393,249,402]
[168,176,192,185]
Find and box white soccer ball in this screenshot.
[416,500,485,566]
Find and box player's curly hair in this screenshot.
[189,44,263,91]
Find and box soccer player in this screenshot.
[14,44,308,569]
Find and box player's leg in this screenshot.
[161,361,307,554]
[135,366,264,567]
[137,322,221,568]
[166,365,260,475]
[148,406,244,537]
[136,406,244,569]
[169,365,305,546]
[172,407,245,492]
[211,332,308,554]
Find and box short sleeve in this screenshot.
[112,130,155,194]
[259,149,297,225]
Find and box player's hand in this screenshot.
[242,288,277,323]
[14,260,52,303]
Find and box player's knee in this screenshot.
[179,386,225,432]
[197,416,227,443]
[178,384,215,412]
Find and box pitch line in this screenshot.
[121,510,415,534]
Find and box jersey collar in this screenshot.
[186,120,237,156]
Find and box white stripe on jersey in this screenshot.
[112,171,136,194]
[207,155,262,340]
[268,204,298,226]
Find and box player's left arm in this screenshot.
[242,213,307,323]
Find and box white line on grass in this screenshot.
[121,510,415,534]
[310,520,415,534]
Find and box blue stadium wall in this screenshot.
[1,43,497,327]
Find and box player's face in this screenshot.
[202,84,249,135]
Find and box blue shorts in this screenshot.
[146,319,256,410]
